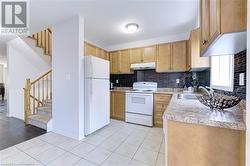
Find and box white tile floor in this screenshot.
[0,119,165,166]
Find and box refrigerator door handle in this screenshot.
[90,61,93,78]
[90,79,93,96]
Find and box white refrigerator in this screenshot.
[84,56,110,136]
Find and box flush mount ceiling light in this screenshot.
[125,23,139,33]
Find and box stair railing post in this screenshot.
[24,79,31,124]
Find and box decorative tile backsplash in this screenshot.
[110,69,210,88]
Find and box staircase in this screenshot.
[28,100,52,130]
[23,28,53,131]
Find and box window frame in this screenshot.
[210,55,234,92]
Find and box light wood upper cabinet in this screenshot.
[156,41,188,72]
[110,50,132,74]
[201,0,210,50]
[172,41,187,71]
[110,51,119,74]
[220,0,246,33]
[85,42,96,56]
[130,46,157,64]
[120,50,131,73]
[156,43,172,72]
[84,42,109,60]
[200,0,247,56]
[99,49,105,59]
[142,45,157,63]
[187,28,210,70]
[110,91,125,121]
[209,0,220,40]
[130,48,142,64]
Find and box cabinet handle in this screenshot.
[202,40,208,45]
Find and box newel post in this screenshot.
[24,79,31,124]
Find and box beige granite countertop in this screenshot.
[163,93,246,131]
[110,87,183,94]
[110,87,132,92]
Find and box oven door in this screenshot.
[126,92,153,115]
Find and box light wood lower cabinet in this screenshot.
[110,91,125,121]
[167,121,245,166]
[154,93,172,127]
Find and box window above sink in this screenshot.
[210,55,234,92]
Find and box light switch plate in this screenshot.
[176,79,180,84]
[66,74,71,80]
[239,73,244,86]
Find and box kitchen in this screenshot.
[84,0,247,165]
[0,0,248,165]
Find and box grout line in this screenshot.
[4,120,163,166]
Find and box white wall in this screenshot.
[105,32,190,51]
[7,38,50,119]
[0,44,6,57]
[246,1,250,165]
[52,16,84,140]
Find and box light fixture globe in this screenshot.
[125,23,139,33]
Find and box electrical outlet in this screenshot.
[116,79,119,84]
[239,73,244,86]
[176,79,180,84]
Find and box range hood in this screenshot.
[130,62,155,70]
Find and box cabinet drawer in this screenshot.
[154,94,172,102]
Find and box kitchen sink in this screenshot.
[177,93,197,100]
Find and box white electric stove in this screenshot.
[125,82,157,126]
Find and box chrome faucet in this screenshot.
[199,86,214,97]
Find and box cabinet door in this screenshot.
[110,92,115,118]
[200,0,210,51]
[142,45,157,63]
[99,49,105,59]
[156,43,172,72]
[84,42,96,56]
[104,51,109,60]
[120,49,132,74]
[95,47,101,58]
[172,41,187,71]
[190,28,210,69]
[154,93,172,127]
[130,48,142,64]
[112,92,125,121]
[186,39,191,70]
[209,0,220,40]
[110,51,120,74]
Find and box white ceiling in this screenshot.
[29,0,199,50]
[0,0,199,52]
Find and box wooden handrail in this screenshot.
[30,95,44,106]
[24,70,52,124]
[32,28,52,56]
[31,70,52,85]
